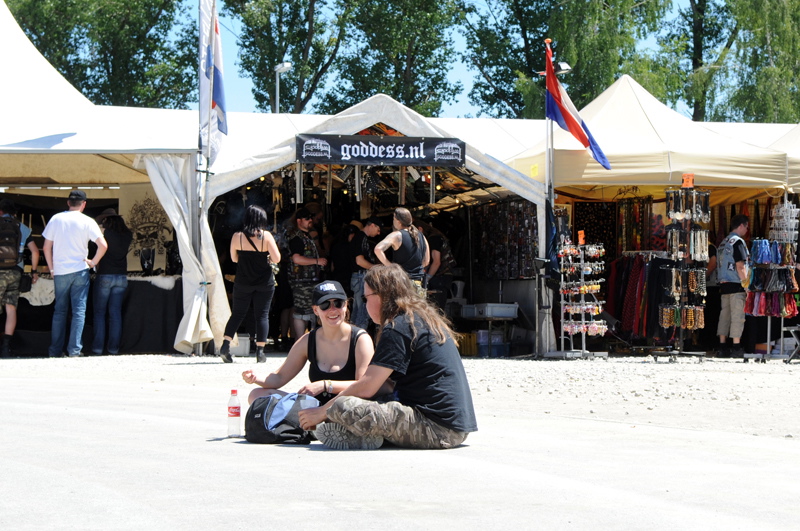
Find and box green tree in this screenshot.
[8,0,196,109]
[656,0,739,121]
[461,0,669,118]
[724,0,800,122]
[315,0,462,117]
[223,0,352,114]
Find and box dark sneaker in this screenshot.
[729,345,745,358]
[314,423,383,450]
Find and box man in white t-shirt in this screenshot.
[43,190,108,357]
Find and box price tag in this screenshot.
[681,173,695,188]
[578,230,585,245]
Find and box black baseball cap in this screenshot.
[295,207,313,220]
[364,216,382,227]
[312,281,348,306]
[68,190,87,201]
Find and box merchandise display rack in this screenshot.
[656,182,710,362]
[545,241,608,360]
[746,200,800,363]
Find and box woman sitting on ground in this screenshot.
[298,263,478,450]
[241,280,375,405]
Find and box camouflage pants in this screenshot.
[326,396,468,449]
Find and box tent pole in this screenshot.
[430,166,436,205]
[295,161,303,204]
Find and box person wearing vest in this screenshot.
[374,208,430,292]
[0,199,40,357]
[716,214,749,358]
[288,207,328,341]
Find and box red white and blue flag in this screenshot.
[545,41,610,170]
[199,0,227,166]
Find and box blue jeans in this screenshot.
[350,271,368,329]
[49,269,90,357]
[92,274,128,354]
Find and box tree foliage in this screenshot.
[222,0,351,114]
[315,0,462,117]
[8,0,196,108]
[461,0,669,119]
[724,0,800,122]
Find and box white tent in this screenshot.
[0,1,212,352]
[508,75,789,189]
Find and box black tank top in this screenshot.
[236,233,274,287]
[393,230,426,280]
[307,325,365,404]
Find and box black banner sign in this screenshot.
[296,134,466,167]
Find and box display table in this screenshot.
[8,275,183,355]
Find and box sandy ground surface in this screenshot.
[2,353,800,530]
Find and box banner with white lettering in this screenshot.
[296,134,466,167]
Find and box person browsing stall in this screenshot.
[374,207,429,286]
[0,199,40,357]
[241,280,378,405]
[288,208,328,341]
[299,264,477,450]
[219,205,281,363]
[43,190,107,358]
[716,214,749,358]
[91,208,133,356]
[350,216,382,329]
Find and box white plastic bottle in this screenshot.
[227,389,241,438]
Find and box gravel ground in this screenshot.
[4,353,799,440]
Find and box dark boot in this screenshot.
[256,346,266,363]
[0,335,10,357]
[219,339,232,363]
[716,343,729,358]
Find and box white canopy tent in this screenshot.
[508,75,790,189]
[0,0,211,352]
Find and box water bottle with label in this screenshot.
[227,389,241,438]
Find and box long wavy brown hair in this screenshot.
[364,264,458,345]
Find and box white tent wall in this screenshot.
[138,155,214,352]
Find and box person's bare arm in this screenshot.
[43,239,54,273]
[374,232,401,266]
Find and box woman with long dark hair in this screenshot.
[219,205,281,363]
[298,263,477,450]
[91,209,132,355]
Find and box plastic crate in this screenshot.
[476,330,504,345]
[475,303,518,318]
[461,305,477,318]
[459,332,478,356]
[478,343,510,358]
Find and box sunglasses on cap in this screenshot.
[318,299,345,311]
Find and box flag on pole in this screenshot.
[199,0,227,166]
[544,41,610,170]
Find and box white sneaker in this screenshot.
[314,423,383,450]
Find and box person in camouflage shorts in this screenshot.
[299,264,477,450]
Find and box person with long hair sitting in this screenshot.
[219,205,281,363]
[241,280,376,405]
[298,264,477,450]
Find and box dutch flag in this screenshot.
[199,0,228,166]
[545,40,611,170]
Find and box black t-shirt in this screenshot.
[350,230,377,272]
[720,240,747,295]
[97,229,132,275]
[371,313,477,432]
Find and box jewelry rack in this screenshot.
[747,200,800,362]
[547,239,609,360]
[657,181,710,362]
